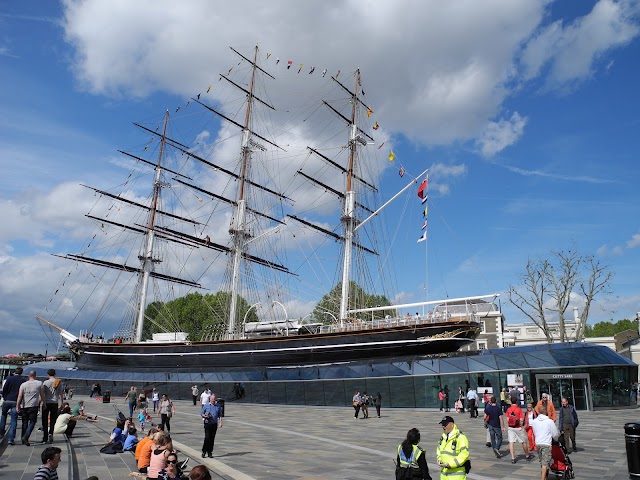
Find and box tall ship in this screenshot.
[37,46,501,371]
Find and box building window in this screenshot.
[481,321,486,333]
[477,341,487,350]
[526,327,539,335]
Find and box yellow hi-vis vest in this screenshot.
[397,444,424,470]
[436,425,469,478]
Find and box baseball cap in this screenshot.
[439,415,455,426]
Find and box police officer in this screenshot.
[396,428,432,480]
[436,416,470,480]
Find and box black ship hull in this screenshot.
[72,321,479,371]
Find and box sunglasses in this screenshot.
[167,460,178,464]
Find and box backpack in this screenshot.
[507,408,521,428]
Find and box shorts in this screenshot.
[537,445,552,467]
[508,427,527,443]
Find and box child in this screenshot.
[124,425,139,451]
[138,409,148,432]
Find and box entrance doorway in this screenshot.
[535,374,591,411]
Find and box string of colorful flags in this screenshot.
[141,51,394,157]
[417,176,428,243]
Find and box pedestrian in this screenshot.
[438,389,444,411]
[443,385,450,412]
[152,388,160,413]
[188,465,212,480]
[90,383,97,398]
[0,366,26,445]
[484,395,506,458]
[361,391,370,419]
[200,393,223,458]
[458,386,465,413]
[505,402,532,463]
[16,370,44,446]
[482,389,490,406]
[534,393,556,422]
[96,383,102,396]
[34,446,62,480]
[436,415,470,480]
[558,397,579,453]
[524,402,538,452]
[159,394,175,433]
[466,389,478,418]
[509,386,520,407]
[200,388,211,407]
[126,386,138,418]
[138,408,148,432]
[373,392,382,418]
[530,405,560,480]
[138,390,148,411]
[523,386,534,406]
[500,388,508,413]
[395,427,432,480]
[191,385,199,406]
[352,391,362,419]
[41,369,63,444]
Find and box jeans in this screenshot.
[161,413,171,432]
[0,401,18,442]
[20,406,39,440]
[42,403,59,439]
[202,423,219,454]
[129,401,136,418]
[489,425,503,450]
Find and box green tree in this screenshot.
[313,281,396,323]
[584,318,639,337]
[143,291,259,341]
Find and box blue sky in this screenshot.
[1,0,639,356]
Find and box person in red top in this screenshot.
[506,403,533,463]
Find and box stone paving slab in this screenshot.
[1,395,637,479]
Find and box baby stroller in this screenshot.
[547,438,575,479]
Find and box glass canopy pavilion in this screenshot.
[29,342,638,411]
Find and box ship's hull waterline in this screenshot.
[72,321,479,371]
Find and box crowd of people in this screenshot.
[352,390,383,419]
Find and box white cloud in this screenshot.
[477,112,528,157]
[428,163,467,195]
[521,0,640,90]
[627,232,640,249]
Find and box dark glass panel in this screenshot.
[522,352,558,368]
[495,352,528,370]
[251,383,269,404]
[467,356,498,371]
[414,359,439,375]
[612,367,630,407]
[388,377,416,407]
[364,378,390,412]
[323,380,345,406]
[415,376,441,408]
[590,366,612,407]
[268,382,287,404]
[285,381,306,405]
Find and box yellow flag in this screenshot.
[367,108,373,117]
[388,151,395,162]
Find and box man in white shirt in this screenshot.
[466,389,479,418]
[200,388,211,406]
[530,405,560,480]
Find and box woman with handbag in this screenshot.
[159,394,175,433]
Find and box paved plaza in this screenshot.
[0,395,637,479]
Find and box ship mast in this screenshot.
[339,69,361,322]
[134,110,170,342]
[227,46,259,338]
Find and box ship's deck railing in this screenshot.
[315,312,481,335]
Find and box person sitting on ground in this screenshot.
[188,465,212,480]
[147,431,174,479]
[72,400,86,417]
[136,427,159,474]
[53,405,80,438]
[158,451,181,480]
[124,425,139,451]
[110,420,126,444]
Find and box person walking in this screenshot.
[126,386,138,418]
[505,402,532,463]
[438,389,444,412]
[458,386,465,413]
[466,389,478,418]
[373,392,382,418]
[558,397,579,453]
[200,388,211,407]
[0,366,26,445]
[534,393,556,421]
[200,393,223,458]
[395,427,432,480]
[530,405,560,480]
[436,416,469,480]
[191,385,199,406]
[361,391,370,419]
[524,402,538,452]
[16,370,44,446]
[352,391,362,419]
[151,388,160,413]
[159,394,175,433]
[443,386,450,412]
[41,369,63,444]
[484,396,505,458]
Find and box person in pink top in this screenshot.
[146,432,174,480]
